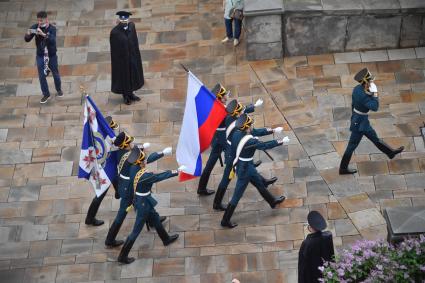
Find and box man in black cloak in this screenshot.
[298,211,335,283]
[110,11,144,105]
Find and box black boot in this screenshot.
[156,223,179,246]
[221,203,238,228]
[197,173,215,196]
[122,94,132,105]
[213,185,227,211]
[85,197,104,226]
[375,140,404,159]
[146,216,167,231]
[253,160,262,167]
[129,93,141,101]
[117,238,135,264]
[258,188,285,209]
[339,153,357,174]
[263,176,277,187]
[105,221,124,247]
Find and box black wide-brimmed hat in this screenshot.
[354,68,375,84]
[211,83,229,99]
[226,99,244,116]
[105,116,118,129]
[307,210,327,231]
[116,11,132,20]
[127,147,145,164]
[235,113,253,130]
[113,132,134,149]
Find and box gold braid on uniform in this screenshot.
[216,85,226,99]
[109,120,118,129]
[134,151,146,165]
[119,133,133,149]
[231,102,244,116]
[126,168,147,212]
[117,152,130,173]
[361,71,373,84]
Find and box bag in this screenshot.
[231,8,243,20]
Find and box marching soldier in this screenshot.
[118,147,181,264]
[104,132,171,247]
[213,99,280,210]
[221,114,289,228]
[298,211,335,283]
[339,68,404,174]
[85,116,120,226]
[197,83,263,196]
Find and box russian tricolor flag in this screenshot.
[176,71,227,181]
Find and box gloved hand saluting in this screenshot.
[254,98,263,108]
[162,147,172,156]
[142,142,150,149]
[279,136,290,144]
[273,126,283,133]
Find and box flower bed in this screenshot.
[319,235,425,283]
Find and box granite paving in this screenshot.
[0,0,424,282]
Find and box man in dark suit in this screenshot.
[339,68,404,174]
[298,211,334,283]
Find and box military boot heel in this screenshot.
[258,187,285,209]
[105,221,124,248]
[220,204,238,228]
[117,238,135,264]
[156,223,179,246]
[339,153,357,175]
[213,185,228,211]
[85,197,104,226]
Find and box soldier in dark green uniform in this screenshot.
[339,68,404,174]
[104,132,171,247]
[213,99,280,210]
[118,147,181,264]
[221,114,289,228]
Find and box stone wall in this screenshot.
[244,0,425,60]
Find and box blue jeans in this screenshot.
[36,54,61,97]
[225,18,242,40]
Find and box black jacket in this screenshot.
[24,24,57,57]
[298,231,335,283]
[110,22,144,94]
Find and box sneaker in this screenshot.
[56,90,63,97]
[233,39,240,46]
[221,37,230,43]
[40,95,50,104]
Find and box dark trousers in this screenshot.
[225,18,242,39]
[86,188,107,222]
[198,143,224,191]
[229,168,269,207]
[110,181,132,229]
[127,201,161,242]
[36,54,61,97]
[343,128,381,158]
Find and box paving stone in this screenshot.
[170,215,199,232]
[276,223,304,241]
[388,158,420,174]
[16,224,48,241]
[214,228,246,245]
[348,208,386,230]
[327,202,347,219]
[380,198,412,209]
[184,231,214,248]
[393,189,425,199]
[48,223,79,239]
[185,256,216,275]
[334,52,361,64]
[0,242,29,260]
[89,262,122,281]
[395,70,425,84]
[8,185,40,202]
[61,238,93,255]
[43,161,73,177]
[153,258,185,277]
[388,48,417,60]
[357,160,389,176]
[245,226,276,243]
[334,218,358,236]
[0,149,32,165]
[29,240,62,258]
[374,174,406,190]
[405,173,425,189]
[216,254,248,273]
[338,193,375,213]
[359,224,387,241]
[247,252,280,272]
[56,264,90,283]
[360,50,389,62]
[0,269,25,283]
[23,266,57,283]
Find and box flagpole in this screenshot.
[180,63,189,73]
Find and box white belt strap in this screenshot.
[354,108,368,115]
[119,174,130,180]
[135,191,151,196]
[216,127,226,131]
[239,157,253,161]
[227,140,231,145]
[232,134,253,167]
[226,121,236,139]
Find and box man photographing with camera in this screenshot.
[25,11,63,104]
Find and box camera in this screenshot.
[29,29,38,35]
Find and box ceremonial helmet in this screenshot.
[127,147,146,165]
[307,211,327,231]
[211,83,229,99]
[105,116,118,130]
[354,68,375,84]
[113,132,134,149]
[226,99,244,116]
[236,113,254,130]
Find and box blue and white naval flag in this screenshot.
[78,96,117,197]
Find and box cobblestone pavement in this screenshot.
[1,0,425,282]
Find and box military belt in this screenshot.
[227,140,231,145]
[135,191,151,196]
[353,108,368,115]
[119,174,130,180]
[216,128,226,131]
[239,157,253,161]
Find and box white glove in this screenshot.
[162,147,172,156]
[281,136,290,143]
[178,165,187,172]
[273,127,283,133]
[369,82,378,93]
[142,142,150,149]
[254,98,263,108]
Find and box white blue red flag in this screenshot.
[78,96,118,196]
[176,71,227,181]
